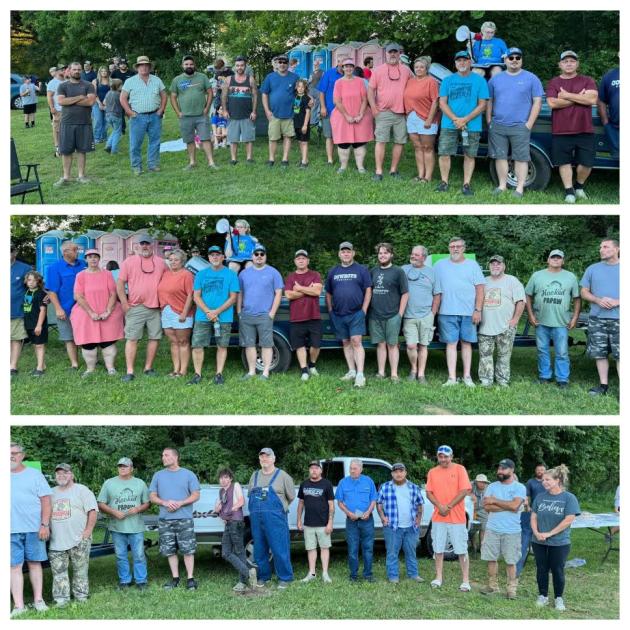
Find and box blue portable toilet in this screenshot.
[312,43,340,74]
[287,44,314,80]
[73,230,105,260]
[35,230,69,283]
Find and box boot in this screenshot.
[506,577,518,600]
[480,575,500,595]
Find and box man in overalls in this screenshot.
[247,448,295,589]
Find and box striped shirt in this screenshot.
[377,480,424,531]
[122,74,165,113]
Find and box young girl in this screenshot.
[224,219,259,274]
[293,79,311,168]
[104,79,123,154]
[23,271,48,377]
[212,106,228,148]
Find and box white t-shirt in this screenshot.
[50,483,98,551]
[479,274,526,336]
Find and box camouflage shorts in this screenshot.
[587,317,620,359]
[158,518,197,556]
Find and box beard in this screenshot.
[497,473,512,482]
[184,67,195,75]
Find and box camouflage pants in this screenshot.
[478,328,516,386]
[48,537,91,604]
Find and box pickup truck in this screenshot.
[144,456,475,560]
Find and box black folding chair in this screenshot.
[10,138,44,204]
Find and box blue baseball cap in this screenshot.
[253,244,267,253]
[437,445,453,456]
[207,245,223,253]
[505,47,523,57]
[454,51,471,60]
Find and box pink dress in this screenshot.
[70,270,124,345]
[330,77,374,145]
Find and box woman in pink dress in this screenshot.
[330,58,374,174]
[70,249,124,377]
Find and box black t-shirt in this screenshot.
[111,68,136,82]
[23,288,47,330]
[293,95,310,128]
[298,478,334,527]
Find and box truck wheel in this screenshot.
[12,95,24,110]
[488,146,552,191]
[240,331,292,374]
[423,522,458,561]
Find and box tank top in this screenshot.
[97,81,111,103]
[227,74,253,120]
[219,483,244,521]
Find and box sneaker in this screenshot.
[389,578,400,584]
[55,599,70,608]
[407,371,417,382]
[372,173,383,182]
[81,370,95,378]
[187,373,202,385]
[435,181,449,193]
[538,378,552,385]
[230,160,238,166]
[459,582,472,592]
[492,187,506,196]
[207,163,218,169]
[462,376,476,388]
[322,572,332,583]
[374,373,386,380]
[258,374,269,381]
[354,373,366,388]
[248,567,257,588]
[588,384,608,396]
[480,583,501,595]
[33,600,49,612]
[143,369,158,377]
[512,190,524,199]
[186,578,198,591]
[136,583,148,591]
[349,576,358,582]
[301,573,317,583]
[301,372,310,382]
[536,595,549,607]
[299,162,309,169]
[417,376,428,385]
[308,366,319,376]
[105,146,112,153]
[11,607,28,618]
[411,576,424,583]
[132,168,143,176]
[564,193,576,204]
[183,163,196,171]
[480,380,493,388]
[277,580,290,589]
[336,167,346,174]
[11,368,18,377]
[213,373,225,385]
[233,582,248,592]
[163,577,180,590]
[574,188,589,200]
[461,183,474,196]
[266,160,275,167]
[390,375,400,383]
[357,168,368,174]
[117,582,132,591]
[148,166,161,172]
[31,369,45,377]
[121,373,135,382]
[554,597,566,611]
[246,159,255,164]
[557,381,569,390]
[280,160,289,168]
[76,176,91,184]
[389,171,401,179]
[53,177,72,187]
[241,373,255,381]
[256,580,272,588]
[107,368,117,376]
[364,576,375,583]
[442,378,458,387]
[340,370,357,381]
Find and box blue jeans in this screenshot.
[535,325,570,383]
[516,515,532,577]
[92,104,106,142]
[604,123,619,159]
[383,525,419,580]
[105,114,123,153]
[111,531,148,585]
[128,112,162,171]
[345,517,374,579]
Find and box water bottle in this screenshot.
[461,127,469,147]
[213,320,221,338]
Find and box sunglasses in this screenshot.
[253,252,266,256]
[507,55,522,61]
[277,60,288,64]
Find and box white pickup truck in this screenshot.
[145,456,474,559]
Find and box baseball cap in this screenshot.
[437,445,453,456]
[207,245,223,253]
[55,463,72,472]
[339,241,353,251]
[137,234,154,244]
[341,58,355,67]
[84,60,92,65]
[49,66,58,73]
[259,447,275,457]
[488,254,505,264]
[119,58,128,65]
[498,458,516,469]
[549,249,565,258]
[505,47,523,57]
[385,43,400,53]
[84,248,100,257]
[253,244,267,253]
[455,50,471,60]
[308,460,322,468]
[182,55,195,63]
[560,50,578,60]
[474,473,489,483]
[391,463,406,471]
[277,56,289,63]
[294,249,309,258]
[117,457,133,467]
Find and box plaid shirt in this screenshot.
[122,74,165,113]
[377,480,424,531]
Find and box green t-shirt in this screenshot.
[169,72,212,117]
[525,269,579,327]
[97,476,149,534]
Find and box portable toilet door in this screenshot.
[35,229,67,283]
[155,233,180,259]
[73,229,105,262]
[288,44,313,80]
[313,43,340,73]
[331,43,360,67]
[127,230,179,258]
[97,231,128,269]
[358,40,385,70]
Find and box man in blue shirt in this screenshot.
[260,54,297,168]
[335,459,378,582]
[516,463,546,577]
[45,240,87,369]
[437,51,489,196]
[480,458,526,599]
[317,54,344,165]
[10,244,33,376]
[598,66,619,159]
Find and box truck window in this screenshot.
[321,461,345,486]
[363,463,392,491]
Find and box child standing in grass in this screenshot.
[104,79,123,154]
[23,271,48,377]
[293,79,311,168]
[212,106,228,148]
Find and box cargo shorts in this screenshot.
[158,518,197,556]
[587,317,620,360]
[480,530,521,565]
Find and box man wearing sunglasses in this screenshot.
[487,48,544,199]
[367,43,413,181]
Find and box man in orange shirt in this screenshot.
[425,444,471,592]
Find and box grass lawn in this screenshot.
[11,99,619,205]
[11,334,619,415]
[14,499,619,619]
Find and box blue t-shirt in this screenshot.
[580,261,619,319]
[225,234,257,262]
[598,68,620,127]
[521,476,546,527]
[439,72,489,132]
[402,264,441,319]
[532,490,580,546]
[472,37,508,66]
[317,66,343,113]
[45,258,87,316]
[239,265,284,315]
[335,474,378,514]
[11,260,32,319]
[260,72,297,119]
[434,258,486,316]
[193,266,240,323]
[211,114,227,128]
[488,70,544,126]
[148,467,201,520]
[325,262,372,317]
[11,467,53,534]
[485,480,527,534]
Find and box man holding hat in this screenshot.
[285,249,323,381]
[120,55,167,175]
[237,244,284,380]
[48,463,98,607]
[247,448,296,588]
[478,255,526,387]
[480,458,526,599]
[425,445,471,592]
[317,53,344,165]
[546,51,598,203]
[367,43,413,181]
[325,242,372,388]
[487,48,544,198]
[170,55,216,171]
[525,249,580,388]
[189,245,239,386]
[97,458,150,590]
[297,460,335,583]
[117,234,167,382]
[376,463,424,583]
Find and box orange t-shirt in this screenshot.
[157,268,194,315]
[403,76,440,121]
[425,463,470,524]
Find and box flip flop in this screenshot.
[459,582,472,592]
[430,579,442,589]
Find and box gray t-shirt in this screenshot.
[247,468,295,511]
[479,274,526,336]
[57,79,96,125]
[104,90,123,116]
[402,264,441,319]
[580,261,619,319]
[149,467,201,520]
[369,265,408,320]
[532,490,580,546]
[50,483,99,551]
[434,258,486,316]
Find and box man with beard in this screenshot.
[170,55,216,170]
[222,56,258,165]
[480,459,526,599]
[478,255,526,387]
[116,234,166,382]
[54,61,96,186]
[111,58,135,135]
[516,463,546,577]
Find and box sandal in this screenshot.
[430,579,442,589]
[459,582,472,592]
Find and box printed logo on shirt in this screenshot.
[52,497,71,521]
[484,287,502,308]
[541,280,566,305]
[537,499,566,516]
[201,277,225,294]
[303,487,325,498]
[450,84,473,101]
[333,273,359,282]
[114,487,141,512]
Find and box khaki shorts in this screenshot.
[374,110,407,144]
[304,526,331,551]
[480,530,521,565]
[11,318,27,341]
[124,305,163,341]
[403,313,435,346]
[369,314,401,345]
[268,116,295,142]
[51,110,61,134]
